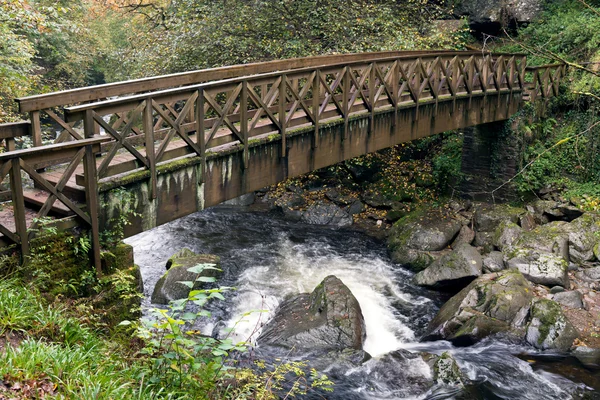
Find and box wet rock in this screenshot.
[414,243,482,289]
[433,352,465,387]
[451,226,475,248]
[474,204,524,233]
[220,193,255,206]
[362,192,395,209]
[526,298,578,352]
[572,346,600,368]
[275,192,306,210]
[301,201,352,227]
[347,200,365,215]
[257,275,366,351]
[553,291,585,309]
[424,270,533,343]
[152,249,221,304]
[387,209,462,271]
[483,251,505,273]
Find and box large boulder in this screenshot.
[387,209,462,271]
[474,204,525,233]
[414,243,482,289]
[454,0,542,33]
[568,213,600,264]
[483,251,505,273]
[257,275,366,351]
[505,250,568,287]
[502,222,570,287]
[300,201,353,227]
[152,249,221,304]
[526,298,578,352]
[553,291,585,309]
[424,270,533,343]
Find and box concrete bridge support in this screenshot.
[460,120,522,202]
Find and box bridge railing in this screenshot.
[55,52,529,197]
[14,50,487,148]
[0,136,109,271]
[525,63,567,102]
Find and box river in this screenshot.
[125,206,599,399]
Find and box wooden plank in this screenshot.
[0,137,108,163]
[83,144,102,274]
[23,188,74,217]
[9,158,27,254]
[0,121,31,140]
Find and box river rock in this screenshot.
[387,209,462,271]
[526,298,578,352]
[568,214,600,264]
[414,243,482,289]
[424,270,533,343]
[451,226,475,248]
[502,222,570,287]
[572,346,600,368]
[454,0,542,30]
[492,221,522,250]
[595,242,600,262]
[257,275,366,351]
[505,250,569,287]
[474,204,524,233]
[300,201,352,227]
[433,352,464,387]
[220,193,255,206]
[152,249,221,304]
[483,251,505,273]
[552,291,585,309]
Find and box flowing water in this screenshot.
[125,206,599,399]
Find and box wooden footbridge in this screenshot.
[0,50,565,271]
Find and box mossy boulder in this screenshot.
[502,222,570,287]
[424,270,533,343]
[101,242,135,274]
[595,242,600,262]
[474,204,525,233]
[526,298,578,352]
[387,208,462,271]
[152,248,221,304]
[257,275,366,351]
[492,221,522,251]
[568,213,600,264]
[414,243,482,289]
[505,250,569,287]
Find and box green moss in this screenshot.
[531,299,563,346]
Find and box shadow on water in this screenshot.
[125,206,599,399]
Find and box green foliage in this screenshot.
[100,187,141,248]
[431,132,464,192]
[107,0,465,80]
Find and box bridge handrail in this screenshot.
[16,50,525,113]
[0,137,108,162]
[64,52,489,117]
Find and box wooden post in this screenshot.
[312,69,320,149]
[392,61,399,129]
[343,66,350,141]
[279,74,287,157]
[83,144,102,275]
[369,62,376,136]
[9,158,28,257]
[241,81,249,169]
[30,111,42,147]
[143,99,157,199]
[197,88,206,183]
